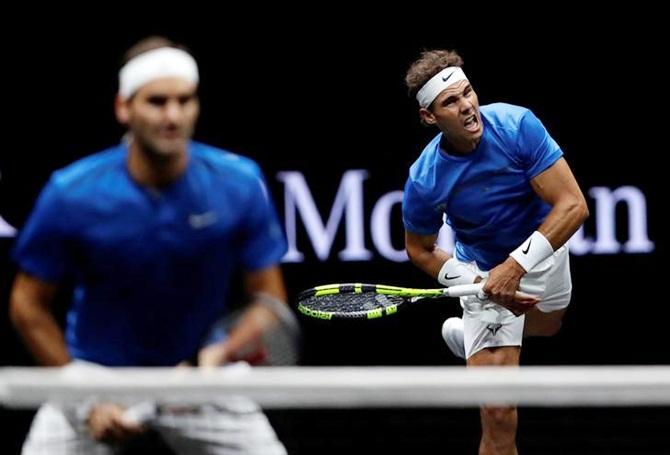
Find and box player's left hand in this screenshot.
[483,257,540,315]
[197,342,230,367]
[197,341,268,366]
[87,402,145,443]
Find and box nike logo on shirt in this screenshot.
[189,211,218,229]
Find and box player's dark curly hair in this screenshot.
[405,49,464,101]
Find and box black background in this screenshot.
[1,13,667,453]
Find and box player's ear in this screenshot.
[115,94,130,125]
[419,107,437,125]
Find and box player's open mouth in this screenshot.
[464,115,479,132]
[160,131,182,139]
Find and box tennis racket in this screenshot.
[201,301,301,366]
[296,282,485,320]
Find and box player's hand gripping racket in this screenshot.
[200,301,301,366]
[296,283,486,320]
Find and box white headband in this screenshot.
[118,47,199,99]
[415,67,469,108]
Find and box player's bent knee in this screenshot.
[525,307,566,337]
[533,317,563,336]
[544,318,563,336]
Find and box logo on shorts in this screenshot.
[486,323,502,335]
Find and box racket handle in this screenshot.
[443,283,484,297]
[443,283,539,301]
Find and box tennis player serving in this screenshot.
[402,49,589,454]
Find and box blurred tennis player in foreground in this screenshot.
[402,49,588,454]
[10,36,289,454]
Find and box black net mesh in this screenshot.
[299,292,405,316]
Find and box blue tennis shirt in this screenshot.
[13,141,287,366]
[403,103,563,270]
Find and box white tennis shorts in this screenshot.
[460,245,572,359]
[21,362,287,455]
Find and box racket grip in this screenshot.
[443,283,540,301]
[443,283,484,297]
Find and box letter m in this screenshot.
[277,170,372,262]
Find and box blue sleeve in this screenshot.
[516,110,563,179]
[12,177,74,283]
[402,179,443,235]
[238,168,287,270]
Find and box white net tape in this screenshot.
[2,365,670,409]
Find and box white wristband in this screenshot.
[437,258,478,287]
[509,231,554,272]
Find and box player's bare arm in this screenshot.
[9,272,69,366]
[198,265,287,366]
[485,158,588,312]
[405,231,450,278]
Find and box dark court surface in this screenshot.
[3,406,670,454]
[267,407,670,454]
